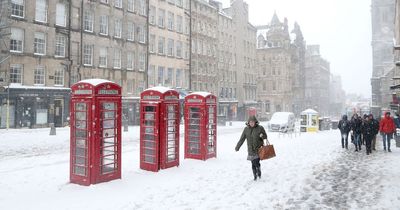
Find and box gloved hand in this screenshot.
[235,147,239,152]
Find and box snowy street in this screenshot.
[1,122,400,210]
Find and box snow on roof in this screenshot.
[188,91,212,97]
[301,109,318,114]
[146,86,172,94]
[8,84,70,90]
[77,79,115,86]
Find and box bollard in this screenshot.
[49,123,56,135]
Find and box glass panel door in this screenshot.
[73,102,89,176]
[100,102,117,174]
[143,106,157,163]
[188,107,201,155]
[207,106,216,154]
[166,104,177,162]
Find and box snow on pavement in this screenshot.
[0,122,399,210]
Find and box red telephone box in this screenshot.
[70,79,122,186]
[184,92,217,160]
[140,87,180,172]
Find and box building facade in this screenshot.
[305,45,331,116]
[371,0,396,116]
[147,0,190,91]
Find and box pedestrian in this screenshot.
[338,115,351,149]
[351,114,362,152]
[369,114,380,151]
[361,114,368,145]
[235,115,268,181]
[394,112,400,129]
[379,112,396,152]
[363,116,375,155]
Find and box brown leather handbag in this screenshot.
[258,139,276,160]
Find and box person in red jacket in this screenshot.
[379,112,396,152]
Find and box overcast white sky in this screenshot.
[220,0,372,97]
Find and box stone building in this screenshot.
[0,0,148,128]
[329,74,345,117]
[210,0,257,120]
[371,0,396,117]
[305,45,331,116]
[147,0,190,91]
[190,0,218,95]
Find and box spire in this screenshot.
[271,11,280,25]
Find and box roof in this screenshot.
[145,86,173,94]
[271,11,280,25]
[77,79,115,86]
[301,109,318,114]
[8,84,71,90]
[188,91,212,97]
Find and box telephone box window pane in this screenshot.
[145,148,154,155]
[102,164,116,173]
[145,127,154,134]
[76,112,87,121]
[144,134,154,140]
[76,147,86,156]
[76,139,86,148]
[144,156,155,163]
[103,129,115,138]
[168,133,175,139]
[144,141,155,148]
[189,142,200,154]
[76,130,87,138]
[103,102,115,110]
[190,130,200,137]
[75,103,86,111]
[103,111,115,119]
[145,106,156,112]
[74,166,86,176]
[76,121,86,129]
[75,156,86,165]
[145,113,155,120]
[145,120,154,126]
[103,120,115,128]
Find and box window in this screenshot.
[149,34,155,53]
[54,68,64,86]
[84,10,94,32]
[114,19,122,38]
[176,41,182,58]
[158,66,164,85]
[56,3,66,26]
[99,15,108,35]
[184,43,189,59]
[114,0,122,8]
[127,0,134,12]
[166,68,173,85]
[158,9,165,28]
[176,15,182,33]
[34,65,45,85]
[139,53,145,71]
[148,65,155,86]
[138,26,145,43]
[11,0,24,18]
[158,37,165,54]
[127,22,134,41]
[100,0,109,4]
[55,34,66,57]
[113,49,121,68]
[176,69,181,87]
[83,44,93,66]
[167,39,174,56]
[99,47,107,67]
[35,0,47,22]
[127,51,134,70]
[34,32,46,55]
[10,64,22,84]
[149,6,156,25]
[184,17,190,34]
[10,28,23,53]
[167,12,174,30]
[168,0,175,4]
[176,0,183,7]
[139,0,146,16]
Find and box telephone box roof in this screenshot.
[77,79,116,86]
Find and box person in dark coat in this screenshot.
[338,115,351,149]
[235,115,268,181]
[363,116,375,155]
[379,112,396,152]
[351,114,362,152]
[369,114,380,151]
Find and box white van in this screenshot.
[268,112,295,132]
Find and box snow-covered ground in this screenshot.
[0,122,400,210]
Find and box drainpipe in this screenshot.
[68,0,72,87]
[78,0,83,81]
[145,0,149,89]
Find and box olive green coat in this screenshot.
[235,124,268,156]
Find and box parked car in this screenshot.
[268,112,295,132]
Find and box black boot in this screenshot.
[252,168,257,181]
[257,167,261,178]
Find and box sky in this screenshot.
[219,0,373,97]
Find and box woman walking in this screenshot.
[235,115,268,181]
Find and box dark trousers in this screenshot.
[341,132,349,148]
[365,135,373,153]
[251,158,261,177]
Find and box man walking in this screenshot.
[338,115,351,149]
[351,114,362,152]
[369,114,380,151]
[379,112,396,152]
